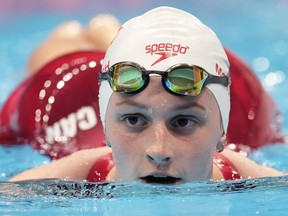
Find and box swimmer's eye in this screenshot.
[170,116,197,129]
[121,114,149,128]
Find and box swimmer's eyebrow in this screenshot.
[115,100,148,110]
[173,101,206,111]
[115,99,206,111]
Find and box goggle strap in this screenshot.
[99,72,109,81]
[206,75,230,87]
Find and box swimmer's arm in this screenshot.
[9,147,112,182]
[222,149,284,178]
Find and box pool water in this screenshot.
[1,0,288,215]
[0,175,288,215]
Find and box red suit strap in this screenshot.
[86,153,114,182]
[213,153,241,180]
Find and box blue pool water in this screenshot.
[1,0,288,215]
[0,175,288,215]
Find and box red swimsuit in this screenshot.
[86,152,241,182]
[213,153,241,180]
[86,153,115,182]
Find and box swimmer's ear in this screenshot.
[103,127,111,147]
[216,133,226,153]
[106,138,111,147]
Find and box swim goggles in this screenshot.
[99,61,230,96]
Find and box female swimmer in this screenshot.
[10,6,283,183]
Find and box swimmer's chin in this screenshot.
[139,174,182,185]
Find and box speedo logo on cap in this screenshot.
[145,43,190,66]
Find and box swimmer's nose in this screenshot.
[145,124,174,168]
[146,152,172,167]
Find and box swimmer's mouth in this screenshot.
[140,175,181,185]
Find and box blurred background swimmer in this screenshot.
[9,6,283,183]
[0,13,121,159]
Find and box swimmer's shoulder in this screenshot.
[10,147,112,182]
[65,146,112,163]
[221,148,283,179]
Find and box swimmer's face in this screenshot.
[105,76,224,183]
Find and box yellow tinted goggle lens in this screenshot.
[112,65,144,92]
[167,67,208,96]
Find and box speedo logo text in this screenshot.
[145,43,190,66]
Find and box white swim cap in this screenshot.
[99,6,230,132]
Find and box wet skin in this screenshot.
[105,76,224,183]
